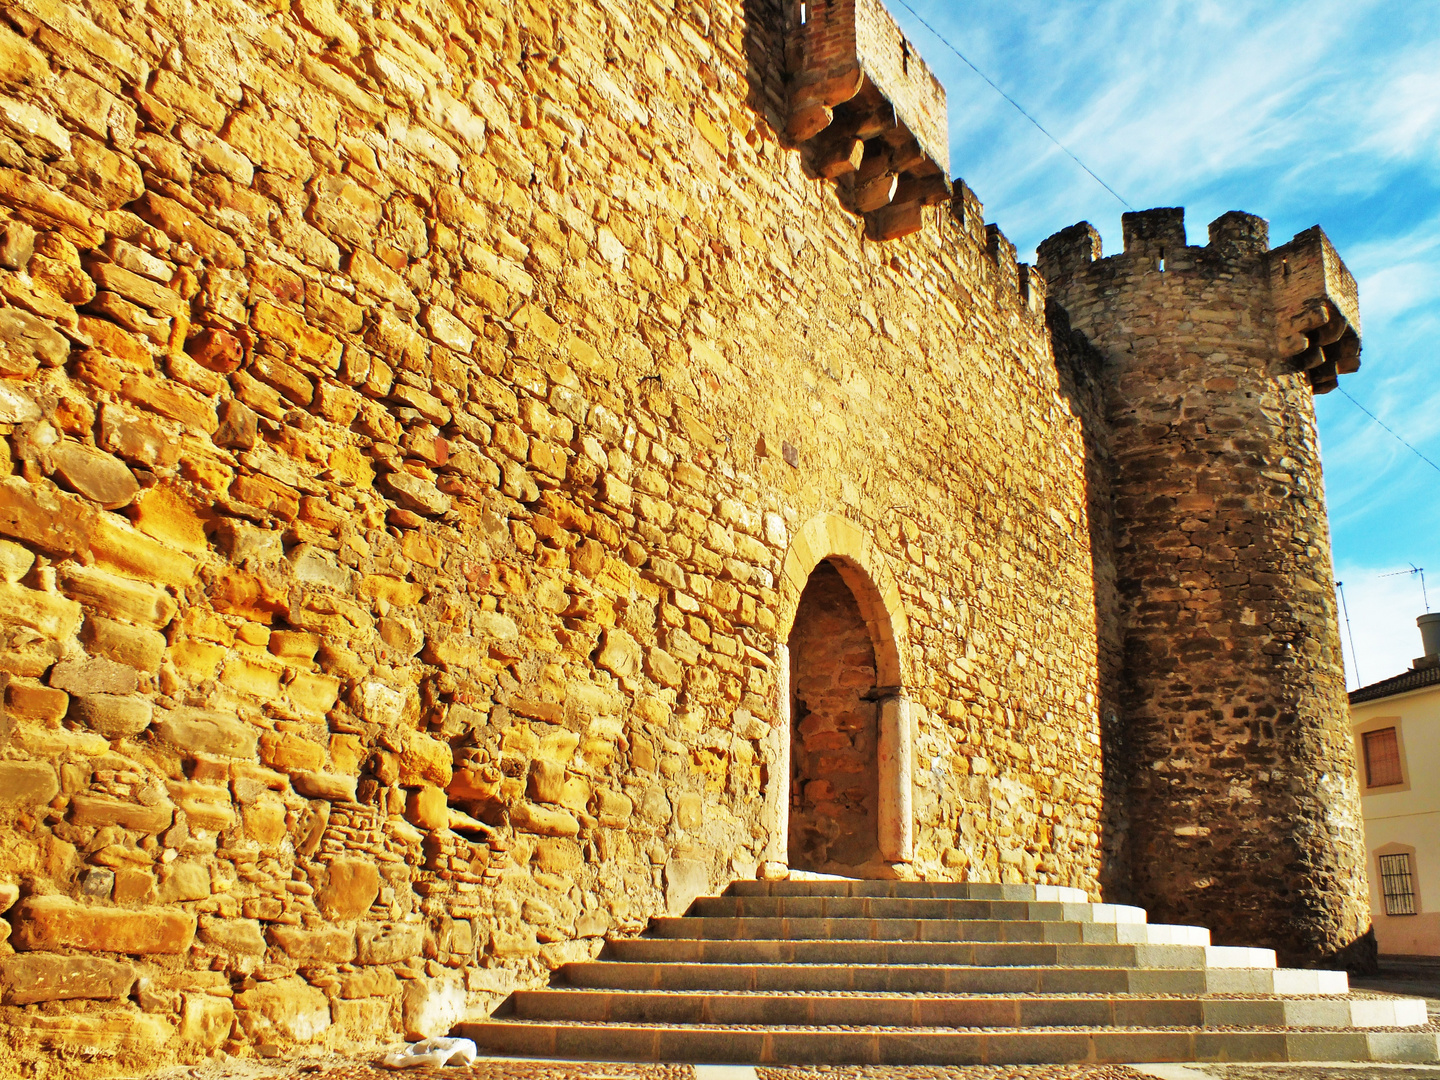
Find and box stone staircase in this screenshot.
[456,880,1438,1065]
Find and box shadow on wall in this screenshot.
[1046,300,1129,903]
[741,0,787,137]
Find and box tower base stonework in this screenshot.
[1039,209,1373,970]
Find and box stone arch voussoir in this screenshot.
[778,512,910,690]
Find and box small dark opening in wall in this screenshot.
[1158,247,1166,273]
[901,39,909,74]
[799,1,807,24]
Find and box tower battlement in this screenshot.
[1039,207,1361,393]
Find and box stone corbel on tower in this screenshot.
[785,0,950,241]
[1266,225,1361,393]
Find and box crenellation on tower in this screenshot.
[1208,210,1270,256]
[1120,206,1187,260]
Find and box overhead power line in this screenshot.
[886,0,1133,210]
[1338,387,1440,476]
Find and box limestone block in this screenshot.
[336,968,399,998]
[58,563,177,628]
[0,379,41,422]
[676,791,704,831]
[9,1010,175,1054]
[331,996,393,1035]
[401,972,467,1040]
[266,924,357,962]
[644,646,683,688]
[131,484,210,552]
[5,685,66,728]
[400,729,454,787]
[510,800,580,837]
[113,867,155,904]
[68,693,152,738]
[527,759,567,804]
[158,860,211,902]
[0,581,83,639]
[0,954,138,1004]
[198,916,267,956]
[49,440,139,509]
[243,792,288,846]
[0,761,59,808]
[405,784,449,830]
[50,657,139,695]
[90,513,198,587]
[291,770,357,802]
[153,707,257,759]
[378,615,424,655]
[180,993,235,1048]
[288,671,342,718]
[4,678,67,721]
[80,617,166,672]
[664,857,709,915]
[69,793,172,833]
[447,767,502,803]
[10,896,195,954]
[259,731,325,773]
[234,977,331,1042]
[490,927,539,959]
[595,626,641,678]
[358,679,406,726]
[0,537,34,581]
[318,858,381,920]
[356,921,424,965]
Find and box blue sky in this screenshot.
[885,0,1440,688]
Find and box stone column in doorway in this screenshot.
[877,693,913,862]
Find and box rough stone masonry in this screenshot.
[0,0,1369,1071]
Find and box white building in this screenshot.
[1350,613,1440,956]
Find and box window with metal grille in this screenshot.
[1364,727,1403,788]
[1379,853,1417,915]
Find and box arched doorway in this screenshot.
[788,560,882,870]
[765,514,913,873]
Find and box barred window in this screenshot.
[1364,727,1404,788]
[1379,853,1417,916]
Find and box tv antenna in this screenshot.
[1381,565,1430,613]
[1336,580,1361,687]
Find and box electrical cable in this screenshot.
[885,0,1133,210]
[1338,387,1440,476]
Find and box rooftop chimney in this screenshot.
[1415,613,1440,670]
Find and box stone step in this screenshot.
[606,937,1271,969]
[726,880,1092,902]
[455,1019,1440,1065]
[560,962,1348,997]
[649,916,1209,946]
[689,896,1150,924]
[504,989,1423,1029]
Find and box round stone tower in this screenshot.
[1039,207,1373,968]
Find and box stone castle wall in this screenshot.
[0,0,1119,1068]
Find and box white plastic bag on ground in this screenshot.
[381,1036,479,1069]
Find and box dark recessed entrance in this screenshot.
[787,559,880,871]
